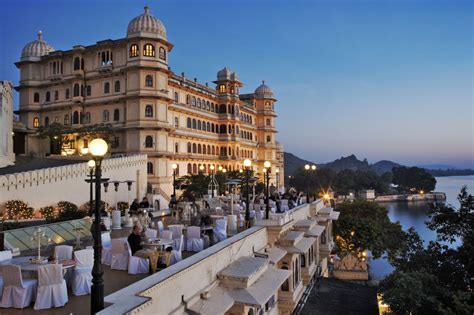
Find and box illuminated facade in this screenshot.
[15,6,284,198]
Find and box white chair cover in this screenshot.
[0,251,12,262]
[145,228,158,239]
[157,221,164,235]
[1,265,37,309]
[110,239,130,271]
[73,249,93,296]
[161,230,173,240]
[250,210,256,219]
[213,219,227,243]
[215,207,224,216]
[256,210,264,220]
[101,232,112,265]
[54,245,73,261]
[127,244,149,275]
[170,235,184,265]
[34,264,68,310]
[168,225,184,240]
[186,227,204,252]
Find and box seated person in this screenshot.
[139,197,150,209]
[129,199,140,215]
[127,223,144,255]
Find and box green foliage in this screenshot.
[379,188,474,314]
[392,166,436,193]
[39,206,56,221]
[334,200,405,259]
[3,200,33,220]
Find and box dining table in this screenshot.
[141,238,174,251]
[0,256,76,279]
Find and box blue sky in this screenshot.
[1,0,472,168]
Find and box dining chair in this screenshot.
[213,219,227,243]
[161,230,173,240]
[101,232,113,265]
[110,239,130,271]
[170,235,184,265]
[34,264,68,310]
[54,245,73,262]
[145,228,158,239]
[128,243,149,275]
[1,265,38,309]
[157,221,164,235]
[73,249,93,296]
[186,226,204,252]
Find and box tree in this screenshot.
[334,200,405,259]
[392,166,436,192]
[379,187,474,314]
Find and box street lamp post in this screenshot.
[304,164,317,204]
[87,160,95,217]
[209,165,216,198]
[264,161,271,219]
[171,163,177,197]
[311,165,317,201]
[88,138,108,314]
[243,159,252,226]
[275,168,280,194]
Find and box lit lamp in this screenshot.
[88,138,108,314]
[81,147,89,155]
[243,159,252,226]
[171,163,178,197]
[263,161,271,219]
[199,165,204,173]
[86,160,96,217]
[304,164,317,204]
[209,165,218,197]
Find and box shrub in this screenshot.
[79,200,108,216]
[56,201,86,221]
[39,206,56,221]
[3,200,32,220]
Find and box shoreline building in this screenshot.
[14,6,284,199]
[0,81,15,168]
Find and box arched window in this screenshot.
[147,162,154,174]
[197,120,201,130]
[86,85,91,96]
[33,117,39,128]
[103,110,109,122]
[65,89,70,99]
[186,95,190,105]
[145,105,153,117]
[281,266,289,291]
[211,103,215,112]
[44,116,49,127]
[174,117,179,128]
[45,91,50,102]
[301,254,306,268]
[187,163,192,174]
[80,111,84,124]
[206,122,210,132]
[64,114,69,125]
[187,142,191,153]
[73,57,80,70]
[73,111,79,124]
[175,142,179,153]
[193,164,197,174]
[192,119,197,129]
[174,92,179,102]
[85,112,90,124]
[220,124,227,134]
[145,136,153,148]
[145,75,153,87]
[266,118,271,126]
[129,44,139,57]
[113,109,119,121]
[206,101,210,110]
[114,80,120,92]
[236,126,239,135]
[197,99,201,108]
[159,47,166,60]
[212,146,215,155]
[211,124,215,133]
[267,135,271,143]
[207,145,211,154]
[219,104,226,113]
[198,144,202,154]
[187,118,191,128]
[191,96,196,106]
[54,90,58,101]
[202,145,206,155]
[218,85,226,93]
[143,44,155,57]
[192,143,197,154]
[104,82,110,94]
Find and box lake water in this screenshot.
[369,175,474,279]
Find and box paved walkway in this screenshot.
[300,278,379,315]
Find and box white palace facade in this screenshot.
[15,6,285,198]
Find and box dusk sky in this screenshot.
[1,0,472,168]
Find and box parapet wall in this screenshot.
[0,155,148,211]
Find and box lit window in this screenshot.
[143,44,155,57]
[219,85,226,93]
[145,75,153,87]
[130,44,139,57]
[33,117,39,128]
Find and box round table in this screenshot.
[0,256,76,271]
[141,239,173,251]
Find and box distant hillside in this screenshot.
[371,160,402,174]
[417,164,458,170]
[320,154,372,172]
[284,152,315,176]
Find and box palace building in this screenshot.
[15,6,284,198]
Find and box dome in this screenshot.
[21,31,54,61]
[255,80,274,99]
[127,6,167,40]
[230,72,240,82]
[217,67,232,81]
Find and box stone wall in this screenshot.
[0,154,148,211]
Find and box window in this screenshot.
[112,136,119,149]
[266,118,271,126]
[33,117,39,128]
[103,110,109,122]
[174,117,179,128]
[104,82,110,94]
[74,57,81,70]
[187,118,191,128]
[45,91,50,102]
[187,163,192,174]
[145,75,153,87]
[73,111,79,124]
[147,162,154,174]
[64,114,69,125]
[187,142,191,153]
[159,47,166,60]
[186,95,190,105]
[220,124,227,134]
[33,92,39,103]
[218,85,226,93]
[54,91,58,101]
[114,80,120,92]
[192,119,196,129]
[175,142,179,153]
[44,116,49,127]
[145,105,153,117]
[192,143,197,153]
[191,97,196,106]
[65,89,70,99]
[113,109,119,121]
[129,44,139,57]
[230,86,235,94]
[197,99,201,108]
[85,112,90,124]
[143,44,155,57]
[86,85,91,96]
[81,84,84,96]
[73,84,80,97]
[54,116,58,122]
[219,104,226,113]
[174,92,179,102]
[145,136,153,148]
[267,136,271,143]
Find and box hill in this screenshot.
[371,160,402,174]
[283,152,315,176]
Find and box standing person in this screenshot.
[139,197,150,209]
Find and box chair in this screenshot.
[34,264,68,310]
[110,239,130,271]
[170,235,184,265]
[157,221,164,235]
[72,249,93,296]
[128,244,149,275]
[145,228,158,239]
[54,245,73,262]
[186,226,204,252]
[256,210,264,220]
[0,250,12,262]
[215,207,224,216]
[1,265,37,309]
[168,225,184,239]
[101,232,112,265]
[161,230,173,240]
[213,219,227,243]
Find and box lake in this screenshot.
[369,175,474,279]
